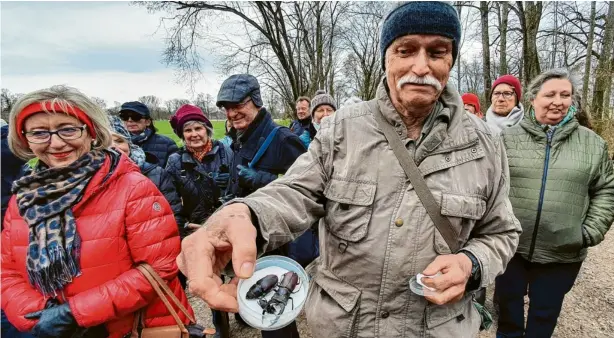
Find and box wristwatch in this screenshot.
[461,251,481,291]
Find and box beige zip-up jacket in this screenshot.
[237,80,521,337]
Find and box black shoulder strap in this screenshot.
[367,100,460,253]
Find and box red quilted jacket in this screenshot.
[1,152,194,337]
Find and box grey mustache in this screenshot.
[397,75,442,91]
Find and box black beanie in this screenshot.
[379,1,462,70]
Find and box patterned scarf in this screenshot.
[186,139,212,162]
[12,149,107,296]
[131,127,152,145]
[109,115,146,167]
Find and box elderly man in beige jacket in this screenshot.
[178,2,521,337]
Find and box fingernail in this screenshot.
[240,262,254,277]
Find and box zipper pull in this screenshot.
[546,128,555,144]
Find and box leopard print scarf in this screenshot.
[12,149,107,296]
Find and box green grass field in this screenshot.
[154,119,291,147]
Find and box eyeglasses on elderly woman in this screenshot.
[22,125,88,144]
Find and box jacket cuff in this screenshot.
[457,245,488,288]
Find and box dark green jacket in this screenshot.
[502,116,614,264]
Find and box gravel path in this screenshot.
[189,231,614,337]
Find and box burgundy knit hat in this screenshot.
[491,75,522,103]
[461,93,481,113]
[170,104,213,139]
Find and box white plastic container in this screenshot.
[237,255,309,331]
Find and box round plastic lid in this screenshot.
[409,272,442,296]
[237,255,309,331]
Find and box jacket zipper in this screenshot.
[528,129,554,261]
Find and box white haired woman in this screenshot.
[1,85,193,337]
[497,69,614,337]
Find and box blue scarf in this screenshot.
[131,128,153,145]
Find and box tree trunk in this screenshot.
[499,2,509,75]
[583,1,596,112]
[592,2,614,120]
[551,1,558,68]
[480,1,492,99]
[517,1,542,88]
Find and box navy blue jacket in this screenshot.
[289,117,317,140]
[226,109,306,199]
[134,130,178,168]
[140,152,182,229]
[1,125,27,226]
[166,141,230,238]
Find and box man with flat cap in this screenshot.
[213,73,305,338]
[178,2,520,337]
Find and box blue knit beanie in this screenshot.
[380,2,461,70]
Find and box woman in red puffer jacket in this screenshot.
[1,85,193,337]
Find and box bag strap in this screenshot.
[367,100,461,253]
[139,264,196,324]
[248,126,281,168]
[137,265,188,332]
[131,264,194,337]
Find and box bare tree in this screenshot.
[141,1,349,112]
[583,2,597,110]
[340,2,385,100]
[498,2,509,75]
[1,89,23,121]
[480,2,493,99]
[91,96,107,110]
[592,2,614,120]
[165,98,191,118]
[511,1,543,87]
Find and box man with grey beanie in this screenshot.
[178,2,520,337]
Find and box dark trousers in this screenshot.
[496,254,582,338]
[261,321,300,338]
[1,310,34,338]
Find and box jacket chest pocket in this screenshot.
[434,193,486,254]
[323,178,376,242]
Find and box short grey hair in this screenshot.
[526,68,581,105]
[8,85,113,160]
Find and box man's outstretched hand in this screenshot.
[177,203,258,313]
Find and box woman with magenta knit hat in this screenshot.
[485,74,525,133]
[166,104,231,338]
[166,104,231,238]
[108,115,182,228]
[461,92,483,119]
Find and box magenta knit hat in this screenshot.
[170,104,213,139]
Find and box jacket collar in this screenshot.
[229,108,271,143]
[519,112,579,144]
[181,140,221,165]
[375,79,478,161]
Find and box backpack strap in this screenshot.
[248,126,281,169]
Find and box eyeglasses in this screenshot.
[23,125,87,144]
[492,91,515,100]
[221,98,252,113]
[119,112,143,122]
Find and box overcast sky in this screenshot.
[1,1,225,104]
